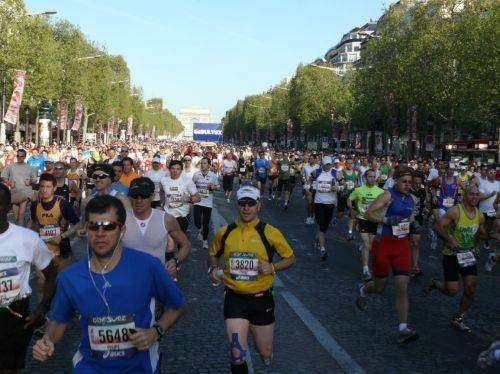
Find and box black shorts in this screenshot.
[0,297,33,370]
[277,179,290,192]
[443,254,478,282]
[337,196,348,213]
[176,215,190,233]
[224,288,275,326]
[358,219,378,234]
[223,174,235,192]
[314,203,335,232]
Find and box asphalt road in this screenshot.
[22,185,499,373]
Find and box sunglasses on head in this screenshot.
[92,173,109,180]
[86,221,122,231]
[238,199,258,207]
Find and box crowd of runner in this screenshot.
[0,139,499,373]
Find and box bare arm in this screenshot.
[25,261,57,329]
[365,190,392,224]
[165,214,191,264]
[434,206,459,249]
[273,254,295,272]
[117,194,132,210]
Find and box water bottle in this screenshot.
[211,269,224,287]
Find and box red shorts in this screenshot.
[371,235,410,278]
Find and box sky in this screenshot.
[25,0,394,122]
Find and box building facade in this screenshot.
[324,21,377,75]
[179,107,211,140]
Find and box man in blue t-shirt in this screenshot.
[33,195,185,373]
[254,150,270,197]
[27,150,45,173]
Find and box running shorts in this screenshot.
[357,219,378,235]
[337,196,348,213]
[0,297,33,370]
[222,174,235,192]
[277,179,290,192]
[224,288,275,326]
[256,175,267,184]
[442,254,478,282]
[314,203,335,233]
[371,235,410,277]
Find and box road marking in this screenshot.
[211,205,365,374]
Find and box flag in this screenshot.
[4,70,26,125]
[57,98,68,130]
[97,119,104,135]
[72,98,83,131]
[355,131,361,150]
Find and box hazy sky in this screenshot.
[25,0,394,122]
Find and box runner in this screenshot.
[477,166,499,251]
[122,177,191,280]
[357,166,419,344]
[277,152,292,210]
[426,185,487,333]
[1,149,37,226]
[337,157,358,240]
[119,157,140,188]
[409,171,427,277]
[144,156,168,209]
[221,152,238,203]
[0,183,57,373]
[53,161,71,202]
[347,169,384,280]
[311,156,339,260]
[208,185,295,374]
[110,161,130,196]
[32,195,186,372]
[301,154,319,225]
[192,157,220,249]
[267,154,280,200]
[254,150,270,198]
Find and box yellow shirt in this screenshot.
[119,171,139,187]
[210,218,294,294]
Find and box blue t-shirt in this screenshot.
[110,182,129,196]
[49,248,184,373]
[27,156,45,173]
[254,159,269,178]
[90,185,125,198]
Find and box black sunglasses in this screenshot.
[86,221,122,231]
[16,154,26,157]
[130,193,152,200]
[238,200,258,207]
[92,173,109,180]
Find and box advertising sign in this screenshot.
[4,70,26,125]
[192,122,223,142]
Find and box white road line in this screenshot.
[211,205,365,374]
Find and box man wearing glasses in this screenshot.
[208,185,295,373]
[33,195,185,373]
[357,166,419,345]
[1,149,37,226]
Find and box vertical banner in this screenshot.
[72,98,83,131]
[330,109,338,139]
[355,131,361,150]
[410,105,418,142]
[269,126,275,141]
[57,98,68,130]
[386,92,399,138]
[97,119,104,135]
[300,123,306,141]
[286,119,294,141]
[4,70,26,125]
[127,116,133,136]
[107,117,114,135]
[340,124,348,141]
[152,126,156,139]
[374,131,383,154]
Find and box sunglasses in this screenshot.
[130,193,152,200]
[86,221,122,231]
[238,200,258,207]
[16,154,26,157]
[92,173,109,180]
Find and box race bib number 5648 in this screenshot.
[88,315,136,360]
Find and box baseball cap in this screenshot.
[334,158,340,163]
[183,155,192,161]
[152,156,161,163]
[236,185,260,202]
[129,177,155,197]
[322,156,333,165]
[91,163,114,179]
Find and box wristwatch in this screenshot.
[153,323,166,341]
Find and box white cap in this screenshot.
[427,169,439,181]
[152,156,161,163]
[236,185,260,201]
[322,156,333,165]
[334,158,340,163]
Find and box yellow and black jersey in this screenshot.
[210,218,293,294]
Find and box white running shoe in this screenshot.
[203,240,209,249]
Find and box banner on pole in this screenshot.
[4,70,27,125]
[193,123,223,142]
[127,116,133,136]
[97,119,104,135]
[374,131,383,153]
[57,98,68,130]
[107,117,114,135]
[410,105,418,142]
[386,92,399,138]
[72,99,83,131]
[355,131,361,150]
[286,119,294,141]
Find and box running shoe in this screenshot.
[485,252,496,272]
[423,277,439,294]
[398,327,419,344]
[347,232,354,241]
[483,241,491,250]
[411,268,423,278]
[362,269,372,282]
[227,198,231,203]
[356,283,367,311]
[477,340,500,369]
[197,230,203,241]
[451,315,472,334]
[320,248,328,261]
[283,203,288,211]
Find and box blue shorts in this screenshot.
[256,175,267,184]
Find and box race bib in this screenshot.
[39,225,61,242]
[443,197,454,208]
[88,315,136,360]
[258,167,266,174]
[270,168,278,174]
[0,256,21,308]
[229,252,259,281]
[281,165,289,172]
[392,219,410,238]
[239,167,246,173]
[456,251,476,268]
[346,181,355,190]
[198,187,210,198]
[381,174,388,181]
[318,182,332,193]
[167,194,183,209]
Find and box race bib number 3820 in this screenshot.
[229,252,259,281]
[88,315,136,360]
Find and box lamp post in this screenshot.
[24,107,29,142]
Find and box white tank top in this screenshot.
[122,208,169,264]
